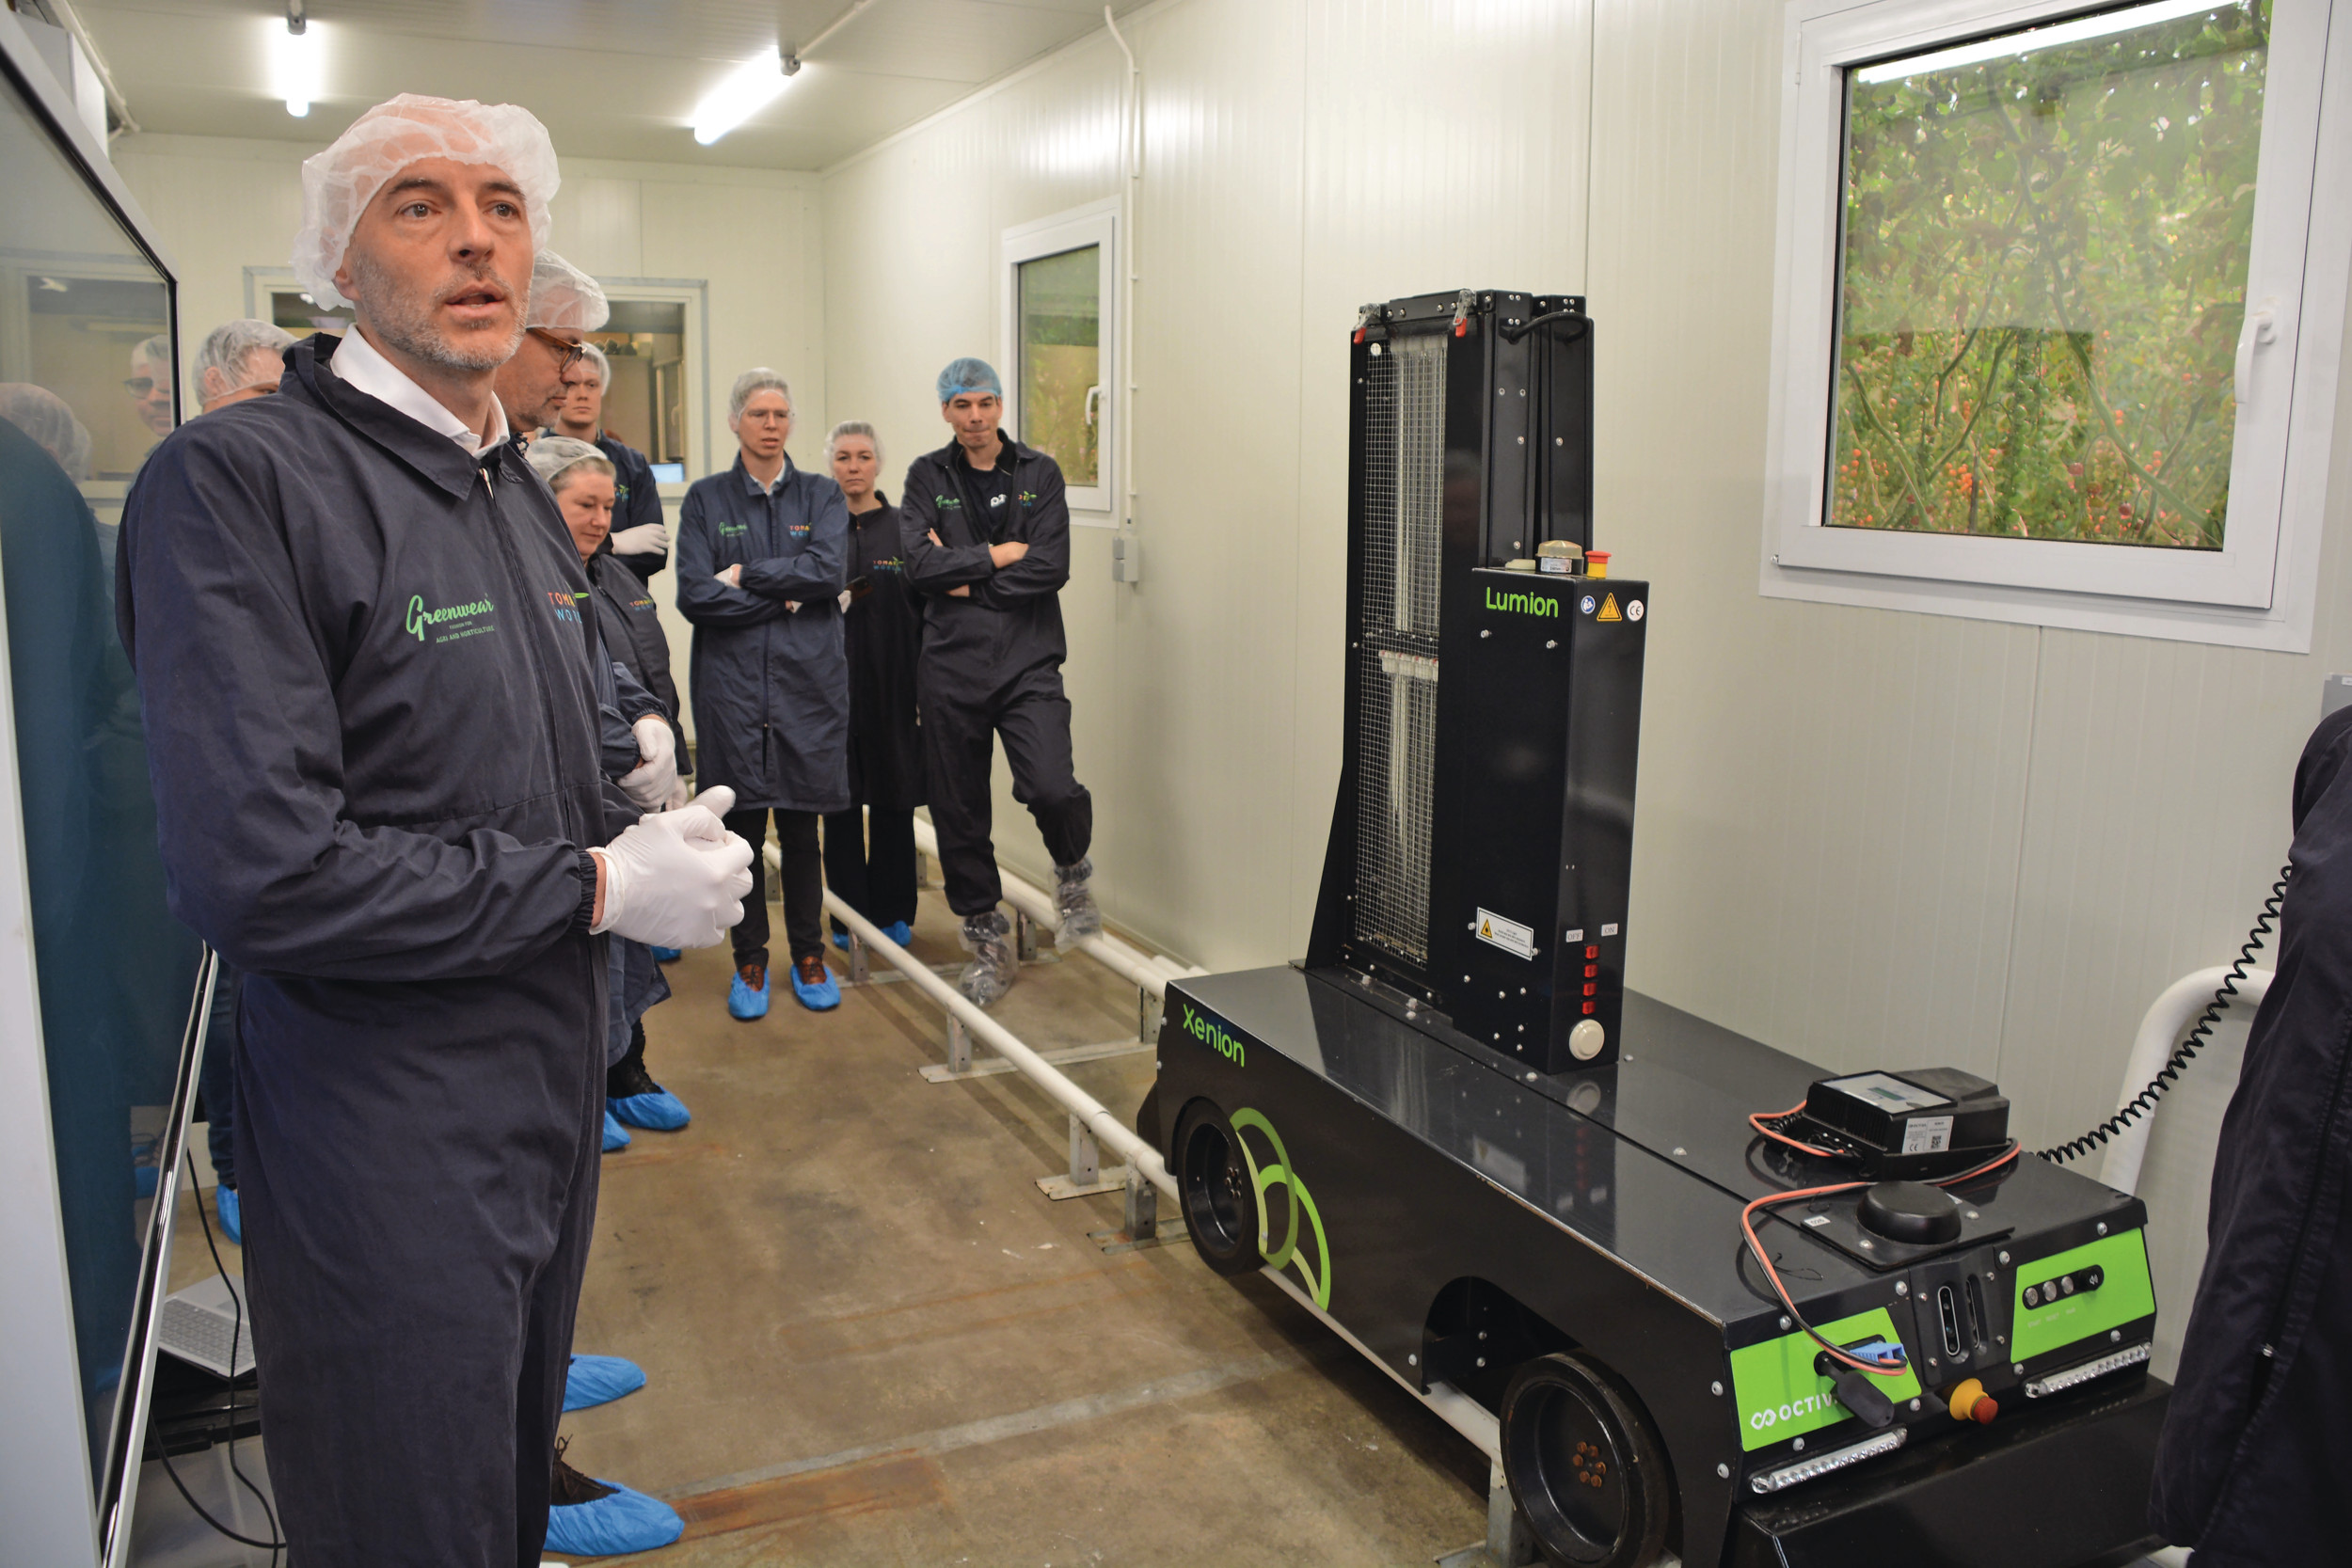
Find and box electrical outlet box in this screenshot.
[1112,535,1143,583]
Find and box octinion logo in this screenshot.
[1184,1006,1244,1065]
[1484,586,1561,617]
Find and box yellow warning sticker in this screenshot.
[1475,908,1536,960]
[1597,594,1622,623]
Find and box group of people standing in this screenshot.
[666,354,1103,1021]
[116,88,1104,1567]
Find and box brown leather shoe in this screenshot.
[738,962,766,990]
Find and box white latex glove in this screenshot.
[617,717,676,811]
[717,563,743,588]
[786,600,802,612]
[610,521,670,557]
[590,786,752,948]
[837,588,853,612]
[665,775,692,812]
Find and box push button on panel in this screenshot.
[2022,1266,2104,1309]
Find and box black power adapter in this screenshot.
[1788,1068,2011,1180]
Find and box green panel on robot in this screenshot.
[2011,1230,2155,1363]
[1729,1307,1924,1452]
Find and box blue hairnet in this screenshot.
[936,357,1002,404]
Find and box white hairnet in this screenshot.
[571,341,612,388]
[0,384,95,482]
[525,434,612,489]
[527,250,608,332]
[194,318,296,400]
[729,368,791,421]
[293,93,561,311]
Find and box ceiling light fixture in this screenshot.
[1854,0,2226,83]
[691,46,799,146]
[275,1,316,118]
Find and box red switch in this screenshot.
[1582,982,1597,997]
[1581,1001,1597,1015]
[1585,945,1599,959]
[1583,964,1598,978]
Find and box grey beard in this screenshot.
[347,249,523,372]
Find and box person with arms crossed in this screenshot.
[675,369,851,1018]
[899,358,1099,1005]
[116,94,751,1566]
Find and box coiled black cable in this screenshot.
[2037,863,2290,1164]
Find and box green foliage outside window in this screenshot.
[1832,1,2270,549]
[1018,245,1102,487]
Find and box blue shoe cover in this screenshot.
[648,945,681,962]
[883,920,914,946]
[217,1185,243,1245]
[543,1479,683,1557]
[564,1354,647,1413]
[790,961,840,1011]
[612,1088,691,1132]
[602,1109,631,1152]
[831,928,850,950]
[727,967,770,1021]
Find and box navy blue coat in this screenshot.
[898,435,1072,686]
[116,333,613,1557]
[594,431,666,581]
[2152,707,2352,1562]
[675,453,850,814]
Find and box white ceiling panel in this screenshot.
[70,0,1149,169]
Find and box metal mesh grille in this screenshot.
[1351,336,1446,964]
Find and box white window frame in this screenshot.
[1762,0,2352,650]
[1001,198,1118,522]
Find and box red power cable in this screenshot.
[1740,1136,2023,1378]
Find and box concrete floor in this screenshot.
[147,886,1496,1566]
[135,885,2189,1567]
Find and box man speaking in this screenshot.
[118,94,752,1565]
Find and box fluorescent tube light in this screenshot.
[1855,0,2233,83]
[692,48,797,146]
[272,15,317,117]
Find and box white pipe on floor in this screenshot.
[2099,965,2271,1196]
[1257,1265,1502,1465]
[817,881,1177,1199]
[909,818,1205,999]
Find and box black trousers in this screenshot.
[920,662,1091,918]
[724,806,822,968]
[823,807,918,930]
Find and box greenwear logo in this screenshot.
[1232,1106,1331,1310]
[1485,586,1561,618]
[405,594,497,644]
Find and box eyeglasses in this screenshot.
[123,376,160,395]
[526,328,587,373]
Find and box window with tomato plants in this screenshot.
[1829,1,2269,549]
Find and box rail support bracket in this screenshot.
[946,1015,972,1075]
[1123,1165,1158,1240]
[1435,1464,1541,1567]
[1015,910,1040,961]
[846,930,870,985]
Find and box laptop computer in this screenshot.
[158,1274,257,1379]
